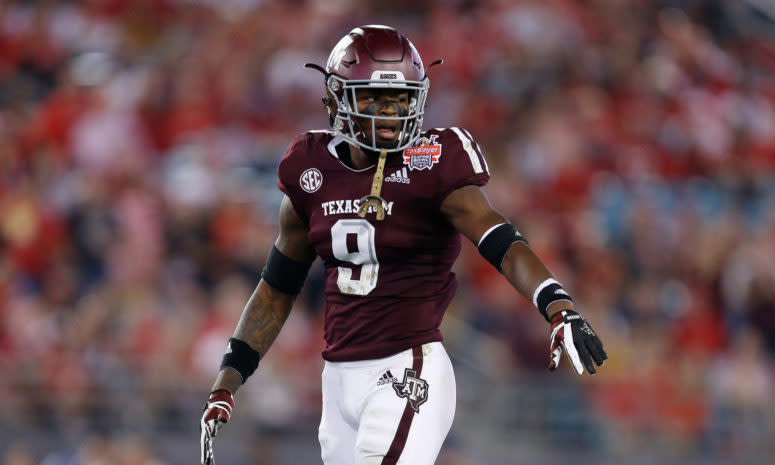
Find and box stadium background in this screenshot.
[1,0,774,464]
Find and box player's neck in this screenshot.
[349,145,377,170]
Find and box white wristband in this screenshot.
[533,278,561,307]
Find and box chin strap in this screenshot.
[357,149,389,221]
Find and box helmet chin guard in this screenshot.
[306,25,439,153]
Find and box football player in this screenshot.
[201,25,607,465]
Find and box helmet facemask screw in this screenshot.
[328,77,340,92]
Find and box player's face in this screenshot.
[354,88,411,149]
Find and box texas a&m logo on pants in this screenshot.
[392,369,429,413]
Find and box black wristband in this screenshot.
[533,278,573,322]
[478,223,528,272]
[220,338,261,384]
[261,245,312,295]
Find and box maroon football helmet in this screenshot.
[307,25,440,152]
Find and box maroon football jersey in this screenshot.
[277,128,490,361]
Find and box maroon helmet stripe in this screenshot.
[381,346,424,465]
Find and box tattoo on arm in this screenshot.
[211,195,312,394]
[211,282,294,394]
[236,195,311,355]
[234,282,294,358]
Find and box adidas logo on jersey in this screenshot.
[384,167,410,184]
[377,370,399,386]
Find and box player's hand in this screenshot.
[548,310,607,375]
[200,389,234,465]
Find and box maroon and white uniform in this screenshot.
[277,128,490,361]
[277,127,490,465]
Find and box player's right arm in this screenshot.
[210,195,315,394]
[201,195,315,465]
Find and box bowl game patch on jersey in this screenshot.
[403,134,441,171]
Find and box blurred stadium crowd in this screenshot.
[1,0,774,464]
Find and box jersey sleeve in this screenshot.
[435,127,491,201]
[277,133,312,222]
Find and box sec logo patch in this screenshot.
[300,168,323,193]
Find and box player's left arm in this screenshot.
[441,185,607,375]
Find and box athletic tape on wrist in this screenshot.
[220,338,260,384]
[533,278,573,322]
[477,223,528,272]
[261,245,312,295]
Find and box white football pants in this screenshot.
[318,342,456,465]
